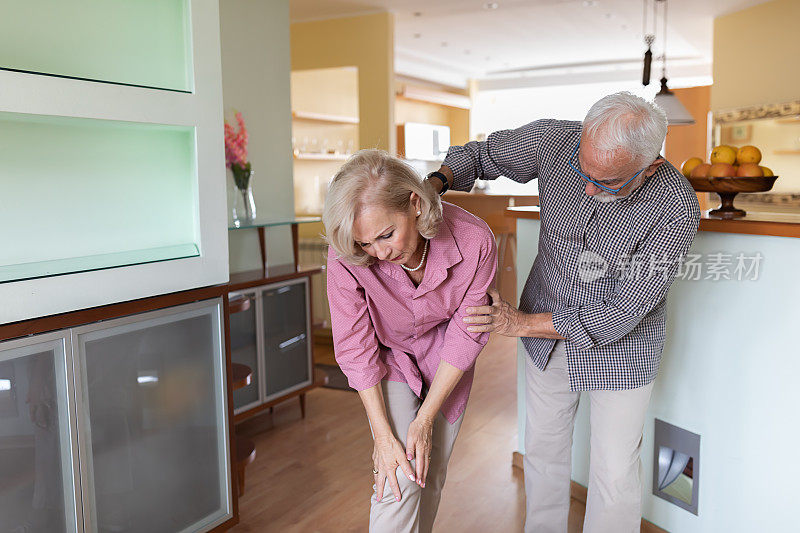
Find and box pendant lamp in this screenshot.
[643,0,695,125]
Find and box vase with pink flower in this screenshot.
[224,111,257,225]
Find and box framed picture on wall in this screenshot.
[720,124,752,144]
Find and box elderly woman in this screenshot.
[323,150,497,532]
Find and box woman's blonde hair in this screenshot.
[323,149,443,266]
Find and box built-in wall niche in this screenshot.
[0,111,199,283]
[0,0,193,92]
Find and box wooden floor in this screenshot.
[231,335,590,532]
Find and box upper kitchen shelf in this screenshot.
[291,111,359,125]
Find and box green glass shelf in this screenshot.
[0,0,193,91]
[228,216,321,230]
[0,244,199,284]
[0,111,198,284]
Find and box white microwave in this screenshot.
[398,122,451,161]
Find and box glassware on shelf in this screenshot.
[312,175,322,214]
[231,171,257,227]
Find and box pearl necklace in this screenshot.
[401,239,429,272]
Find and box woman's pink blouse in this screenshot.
[327,202,498,423]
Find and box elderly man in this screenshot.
[425,92,700,533]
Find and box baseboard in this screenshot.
[570,480,588,504]
[641,519,669,533]
[511,453,669,533]
[512,451,523,470]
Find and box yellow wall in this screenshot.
[712,0,800,110]
[291,13,395,152]
[292,67,359,118]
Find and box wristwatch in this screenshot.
[427,171,449,196]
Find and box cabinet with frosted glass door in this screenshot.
[0,297,233,533]
[0,332,81,533]
[228,275,316,421]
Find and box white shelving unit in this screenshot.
[0,0,228,324]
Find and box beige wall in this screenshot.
[220,0,295,271]
[291,12,395,152]
[712,0,800,110]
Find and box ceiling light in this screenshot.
[484,2,499,9]
[654,78,695,125]
[582,1,598,7]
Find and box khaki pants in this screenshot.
[370,380,463,533]
[523,341,654,533]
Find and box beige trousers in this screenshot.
[370,380,463,533]
[523,340,654,533]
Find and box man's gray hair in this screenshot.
[582,92,668,168]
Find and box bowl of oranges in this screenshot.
[682,145,777,219]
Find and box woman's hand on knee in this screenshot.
[406,415,434,488]
[373,434,416,502]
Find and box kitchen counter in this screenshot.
[506,204,800,238]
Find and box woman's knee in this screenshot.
[372,467,422,504]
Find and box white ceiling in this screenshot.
[290,0,771,89]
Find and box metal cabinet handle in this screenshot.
[278,333,306,350]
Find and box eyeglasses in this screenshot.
[567,142,646,194]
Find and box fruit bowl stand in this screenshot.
[689,175,779,219]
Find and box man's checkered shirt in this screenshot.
[443,119,701,391]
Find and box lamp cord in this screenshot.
[661,0,668,78]
[642,0,654,46]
